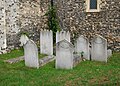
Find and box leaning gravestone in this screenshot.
[19,34,29,46]
[40,29,53,56]
[56,31,70,43]
[75,35,90,60]
[56,40,74,69]
[20,35,39,68]
[91,35,107,62]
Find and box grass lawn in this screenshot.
[0,49,120,86]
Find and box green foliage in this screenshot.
[47,6,60,43]
[0,49,120,85]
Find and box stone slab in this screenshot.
[4,56,24,64]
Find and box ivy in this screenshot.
[47,5,60,43]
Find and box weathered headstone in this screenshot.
[56,40,74,69]
[24,40,39,68]
[56,31,70,43]
[75,35,90,60]
[91,35,107,62]
[40,29,53,56]
[107,49,112,58]
[20,35,39,68]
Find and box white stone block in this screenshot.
[40,29,53,56]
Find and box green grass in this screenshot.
[0,49,120,86]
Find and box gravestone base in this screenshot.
[39,56,55,67]
[4,55,55,68]
[4,56,24,64]
[73,54,82,67]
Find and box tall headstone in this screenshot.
[75,35,90,60]
[56,31,70,43]
[91,35,107,62]
[20,35,39,68]
[40,29,53,56]
[56,40,74,69]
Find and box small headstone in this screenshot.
[56,40,74,69]
[24,40,39,68]
[107,49,112,58]
[75,35,90,60]
[91,35,107,62]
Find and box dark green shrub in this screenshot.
[47,6,60,43]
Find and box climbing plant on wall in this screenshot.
[47,3,60,43]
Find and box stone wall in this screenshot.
[0,0,49,52]
[0,0,120,53]
[5,0,20,49]
[0,0,7,52]
[55,0,120,51]
[19,0,49,46]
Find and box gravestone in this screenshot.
[56,31,70,43]
[107,49,112,58]
[19,34,29,46]
[40,29,53,56]
[91,35,107,62]
[24,40,39,68]
[20,35,39,68]
[56,40,74,69]
[75,35,90,60]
